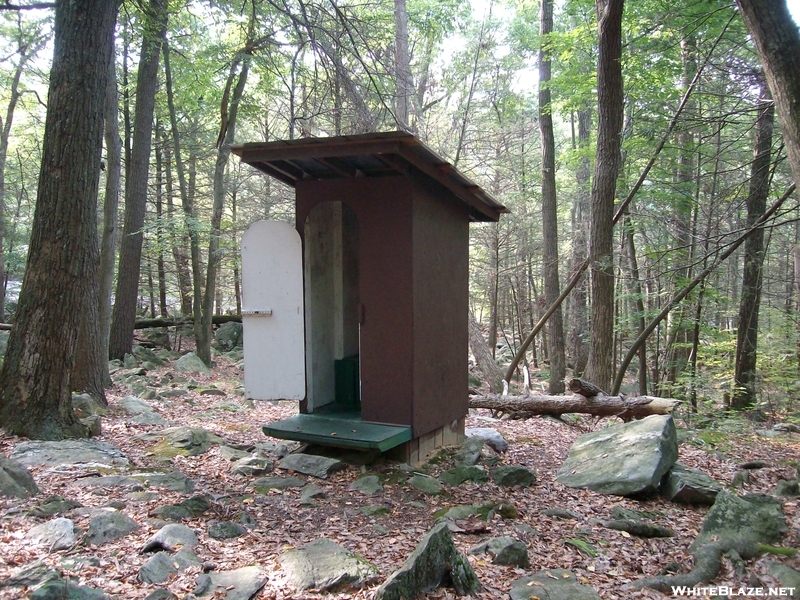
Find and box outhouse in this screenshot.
[231,132,506,463]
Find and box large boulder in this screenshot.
[193,566,268,600]
[174,351,211,375]
[278,538,378,592]
[11,439,129,468]
[25,518,76,551]
[661,461,722,505]
[135,426,225,457]
[0,456,39,499]
[691,491,786,551]
[215,321,243,351]
[374,522,480,600]
[557,415,678,496]
[277,454,345,479]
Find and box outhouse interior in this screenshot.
[231,132,506,463]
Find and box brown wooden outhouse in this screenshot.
[232,132,506,463]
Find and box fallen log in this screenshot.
[468,393,681,420]
[133,315,242,329]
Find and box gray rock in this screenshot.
[143,523,200,552]
[80,415,102,437]
[439,465,488,486]
[175,352,211,375]
[27,495,82,517]
[374,522,480,600]
[131,412,170,426]
[59,556,100,571]
[0,455,39,498]
[278,453,345,479]
[202,388,228,396]
[193,566,268,600]
[231,455,272,477]
[557,414,678,496]
[30,581,109,600]
[69,475,145,491]
[25,517,76,551]
[208,520,247,539]
[219,445,250,462]
[5,561,63,589]
[11,439,129,468]
[133,345,164,366]
[691,491,787,551]
[662,461,722,505]
[123,353,138,368]
[279,537,378,592]
[150,505,192,521]
[408,475,443,495]
[126,491,158,503]
[85,511,139,546]
[509,569,601,600]
[766,561,800,589]
[215,321,243,351]
[541,508,580,520]
[144,590,178,600]
[120,395,154,415]
[465,428,509,453]
[132,470,195,493]
[252,476,305,492]
[136,426,225,457]
[72,393,107,418]
[349,475,383,495]
[300,484,326,505]
[139,548,201,584]
[492,465,536,488]
[455,437,485,466]
[771,479,800,497]
[469,536,530,567]
[360,505,389,516]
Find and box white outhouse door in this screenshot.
[241,220,305,400]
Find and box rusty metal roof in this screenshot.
[229,131,507,222]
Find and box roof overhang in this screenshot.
[229,131,508,223]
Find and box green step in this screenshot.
[263,413,412,452]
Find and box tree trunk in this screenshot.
[469,392,680,420]
[585,0,624,391]
[394,0,413,130]
[571,109,591,377]
[732,83,774,410]
[0,0,117,439]
[469,311,504,394]
[108,0,168,359]
[539,0,565,394]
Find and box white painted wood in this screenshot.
[241,220,305,400]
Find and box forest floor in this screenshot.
[0,346,799,600]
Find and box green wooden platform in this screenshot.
[262,412,412,452]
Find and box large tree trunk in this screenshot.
[469,311,504,394]
[585,0,624,391]
[394,0,413,130]
[0,0,117,440]
[469,393,680,420]
[108,0,168,360]
[539,0,565,394]
[570,109,591,377]
[732,83,774,410]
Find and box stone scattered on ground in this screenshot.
[5,561,63,590]
[219,445,251,462]
[174,351,212,375]
[509,569,601,600]
[455,437,485,466]
[439,465,488,486]
[139,548,201,584]
[131,470,195,493]
[193,566,268,600]
[11,439,129,468]
[208,520,248,539]
[349,475,384,495]
[766,561,800,590]
[142,523,200,552]
[120,395,154,415]
[135,426,225,457]
[661,461,722,505]
[491,465,536,488]
[25,517,76,551]
[469,536,530,567]
[29,579,109,600]
[72,393,108,418]
[0,455,39,499]
[85,511,140,546]
[691,490,787,551]
[251,476,306,492]
[215,321,243,351]
[464,428,509,453]
[771,479,800,497]
[69,475,145,492]
[408,474,443,495]
[26,495,82,517]
[373,522,481,600]
[277,453,346,479]
[231,455,273,476]
[541,508,580,520]
[300,483,327,505]
[278,537,379,592]
[557,414,678,496]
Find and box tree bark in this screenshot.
[732,83,774,409]
[571,109,591,377]
[0,0,117,439]
[469,392,680,420]
[539,0,565,394]
[108,0,168,359]
[393,0,412,130]
[469,311,504,394]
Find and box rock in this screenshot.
[277,454,345,479]
[127,491,158,503]
[5,561,63,589]
[251,476,305,492]
[139,548,201,584]
[11,439,129,468]
[0,455,39,498]
[692,491,787,551]
[439,465,488,486]
[136,426,225,457]
[132,470,195,493]
[193,566,268,600]
[72,393,107,417]
[465,428,509,453]
[133,345,164,366]
[219,445,251,462]
[120,396,154,415]
[150,505,192,521]
[69,475,145,492]
[143,523,200,552]
[374,522,480,600]
[492,465,536,488]
[349,475,383,495]
[208,520,247,539]
[541,508,580,520]
[408,475,443,495]
[175,352,211,375]
[25,517,76,551]
[771,479,800,497]
[278,538,378,592]
[300,484,326,505]
[177,494,213,516]
[80,415,103,437]
[144,590,178,600]
[765,561,800,589]
[455,437,485,466]
[30,581,109,600]
[85,511,139,546]
[469,536,530,567]
[131,412,170,426]
[123,353,138,368]
[212,401,242,411]
[201,388,227,396]
[360,505,389,516]
[27,495,82,517]
[509,569,601,600]
[231,456,273,477]
[662,461,722,505]
[59,556,100,571]
[215,321,243,351]
[556,414,678,496]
